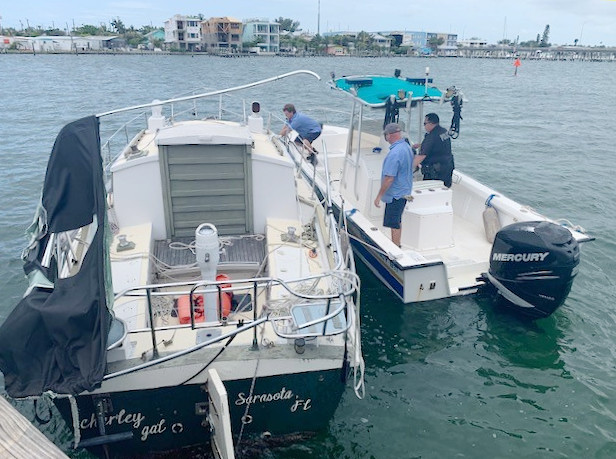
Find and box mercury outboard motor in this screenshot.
[485,221,579,318]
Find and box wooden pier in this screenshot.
[0,396,68,458]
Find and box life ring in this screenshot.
[177,274,233,323]
[216,274,232,318]
[177,294,204,324]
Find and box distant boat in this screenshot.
[0,70,364,457]
[279,70,593,319]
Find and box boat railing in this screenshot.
[114,268,358,332]
[273,133,355,275]
[168,92,244,122]
[268,293,354,339]
[96,70,321,120]
[100,94,244,174]
[103,316,270,381]
[99,70,322,179]
[100,111,149,170]
[104,269,358,380]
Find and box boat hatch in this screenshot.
[157,124,254,237]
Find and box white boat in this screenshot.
[279,70,593,319]
[0,70,364,457]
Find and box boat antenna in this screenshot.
[383,95,399,128]
[446,86,463,139]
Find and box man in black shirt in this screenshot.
[413,113,455,187]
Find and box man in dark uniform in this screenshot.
[413,113,455,187]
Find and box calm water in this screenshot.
[1,54,615,458]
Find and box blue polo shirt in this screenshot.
[380,139,413,203]
[287,112,321,139]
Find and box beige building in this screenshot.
[164,14,202,51]
[325,45,349,56]
[202,17,243,53]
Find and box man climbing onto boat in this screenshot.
[374,123,413,247]
[413,113,455,187]
[280,104,322,159]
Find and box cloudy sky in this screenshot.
[2,0,616,46]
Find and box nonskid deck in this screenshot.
[153,234,267,272]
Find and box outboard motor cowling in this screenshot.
[486,221,579,318]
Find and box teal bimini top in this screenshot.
[333,75,444,107]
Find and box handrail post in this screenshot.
[405,91,413,138]
[145,288,159,358]
[190,290,196,328]
[251,281,259,350]
[217,284,223,322]
[353,104,364,200]
[322,298,332,336]
[340,99,357,191]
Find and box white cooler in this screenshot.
[402,182,454,250]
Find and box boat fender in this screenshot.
[483,194,500,243]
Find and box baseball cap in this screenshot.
[383,123,401,135]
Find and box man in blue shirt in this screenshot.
[280,104,322,153]
[374,123,413,247]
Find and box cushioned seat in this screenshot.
[107,316,127,350]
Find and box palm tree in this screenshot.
[355,31,373,54]
[111,17,126,34]
[428,36,444,53]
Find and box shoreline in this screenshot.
[2,48,615,62]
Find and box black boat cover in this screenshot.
[0,116,112,398]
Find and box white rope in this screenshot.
[352,288,366,400]
[556,218,587,234]
[150,296,175,322]
[67,395,81,449]
[168,240,196,253]
[341,197,366,400]
[106,206,121,236]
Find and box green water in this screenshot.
[1,55,614,458]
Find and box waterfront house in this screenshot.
[242,18,280,54]
[2,35,119,53]
[164,14,202,51]
[201,17,243,53]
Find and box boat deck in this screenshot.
[153,234,267,270]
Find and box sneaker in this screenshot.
[307,153,318,165]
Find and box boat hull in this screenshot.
[337,207,453,303]
[55,368,347,456]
